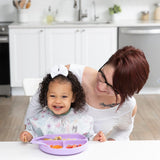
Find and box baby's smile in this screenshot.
[53,105,63,110]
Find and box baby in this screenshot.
[20,65,106,142]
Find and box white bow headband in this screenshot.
[50,64,68,78]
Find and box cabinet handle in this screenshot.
[76,29,79,32]
[120,28,160,34]
[40,30,43,32]
[81,29,85,33]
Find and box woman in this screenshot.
[25,46,149,141]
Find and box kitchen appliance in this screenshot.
[0,22,12,96]
[118,27,160,93]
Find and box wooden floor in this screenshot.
[0,95,160,141]
[0,96,28,141]
[131,94,160,140]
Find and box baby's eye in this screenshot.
[62,96,68,98]
[50,95,55,97]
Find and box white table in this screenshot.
[0,141,160,160]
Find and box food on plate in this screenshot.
[43,136,62,141]
[43,138,53,140]
[53,136,62,140]
[63,138,76,140]
[66,144,82,149]
[50,145,63,149]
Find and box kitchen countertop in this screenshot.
[1,141,160,160]
[9,20,160,29]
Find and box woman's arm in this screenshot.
[132,105,137,117]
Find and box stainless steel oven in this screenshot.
[118,27,160,93]
[0,22,11,96]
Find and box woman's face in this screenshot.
[47,80,75,115]
[95,64,115,96]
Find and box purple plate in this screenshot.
[31,133,88,156]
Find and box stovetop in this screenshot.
[0,21,13,26]
[0,21,13,35]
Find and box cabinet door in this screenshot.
[45,28,80,72]
[9,29,45,87]
[81,27,117,70]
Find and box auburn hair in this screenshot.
[106,46,149,105]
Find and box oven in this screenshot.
[118,27,160,93]
[0,22,11,96]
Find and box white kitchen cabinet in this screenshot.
[45,27,117,71]
[9,26,117,91]
[9,28,46,87]
[80,28,117,69]
[45,28,78,72]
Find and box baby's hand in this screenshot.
[93,131,106,142]
[20,131,33,142]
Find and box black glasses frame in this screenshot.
[98,67,119,94]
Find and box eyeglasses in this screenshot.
[98,67,119,94]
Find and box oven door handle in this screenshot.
[120,28,160,35]
[0,36,8,42]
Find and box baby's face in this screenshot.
[47,80,75,115]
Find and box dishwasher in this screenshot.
[118,27,160,93]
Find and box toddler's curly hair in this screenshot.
[39,71,86,112]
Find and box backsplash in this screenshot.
[0,0,16,22]
[0,0,158,22]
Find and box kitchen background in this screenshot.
[0,0,160,142]
[0,0,159,22]
[1,0,160,96]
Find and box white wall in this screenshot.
[0,0,159,22]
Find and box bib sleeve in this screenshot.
[24,89,42,125]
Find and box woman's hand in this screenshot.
[20,131,33,142]
[93,131,106,142]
